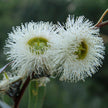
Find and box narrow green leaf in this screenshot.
[0,100,11,108]
[4,72,9,80]
[28,80,46,108]
[0,61,13,74]
[2,95,13,107]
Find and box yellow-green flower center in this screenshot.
[27,37,48,54]
[75,40,88,60]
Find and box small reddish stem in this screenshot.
[95,9,108,28]
[95,20,108,28]
[13,73,50,108]
[13,76,30,108]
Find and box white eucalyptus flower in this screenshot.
[0,73,22,93]
[52,16,105,82]
[37,77,50,86]
[4,22,60,78]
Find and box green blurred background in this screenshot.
[0,0,108,108]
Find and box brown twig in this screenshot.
[13,76,30,108]
[95,20,108,28]
[13,72,50,108]
[95,9,108,27]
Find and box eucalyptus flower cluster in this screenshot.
[0,15,105,93]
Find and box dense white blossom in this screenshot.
[4,22,60,78]
[52,16,105,82]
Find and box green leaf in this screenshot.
[0,100,11,108]
[28,80,46,108]
[2,95,13,107]
[0,61,13,74]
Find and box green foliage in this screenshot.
[28,80,46,108]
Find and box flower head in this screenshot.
[0,72,22,93]
[37,77,50,86]
[53,16,105,82]
[4,22,59,78]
